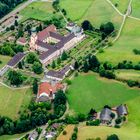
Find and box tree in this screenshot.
[81,20,93,31]
[83,61,89,73]
[62,9,67,15]
[57,57,61,65]
[8,70,23,86]
[100,22,115,36]
[51,60,56,68]
[26,52,39,64]
[61,51,68,61]
[33,79,38,94]
[14,20,18,26]
[32,61,43,74]
[10,25,15,30]
[74,61,79,70]
[107,134,119,140]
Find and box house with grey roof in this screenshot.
[100,108,112,124]
[117,104,128,116]
[45,64,74,82]
[7,52,25,68]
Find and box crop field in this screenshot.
[115,70,140,82]
[110,0,129,14]
[57,125,74,140]
[20,1,54,21]
[60,0,123,29]
[97,17,140,64]
[0,55,11,69]
[0,85,32,120]
[131,0,140,18]
[67,73,140,114]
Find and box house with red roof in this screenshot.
[17,37,27,46]
[37,82,63,102]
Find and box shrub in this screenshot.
[63,130,67,135]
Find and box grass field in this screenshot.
[60,0,123,29]
[110,0,129,14]
[0,55,11,69]
[0,85,32,120]
[57,125,74,140]
[20,1,54,21]
[97,17,140,64]
[115,70,140,82]
[131,0,140,18]
[0,133,26,140]
[67,73,140,114]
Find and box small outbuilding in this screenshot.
[117,104,128,116]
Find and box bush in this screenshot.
[115,118,122,124]
[63,130,67,135]
[107,134,119,140]
[86,119,100,126]
[65,79,72,85]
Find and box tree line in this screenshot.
[0,0,25,19]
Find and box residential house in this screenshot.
[45,64,74,82]
[100,108,112,124]
[37,82,63,102]
[17,37,27,46]
[117,104,128,116]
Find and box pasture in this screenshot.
[110,0,129,14]
[131,0,140,18]
[97,17,140,64]
[60,0,123,29]
[67,73,140,114]
[0,85,32,120]
[20,1,54,21]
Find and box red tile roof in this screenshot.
[17,37,26,44]
[37,25,56,41]
[38,82,63,97]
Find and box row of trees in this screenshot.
[0,0,25,18]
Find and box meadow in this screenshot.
[20,1,54,21]
[97,17,140,64]
[60,0,123,29]
[0,85,32,120]
[0,55,11,69]
[131,0,140,18]
[110,0,129,14]
[67,73,140,114]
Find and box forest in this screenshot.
[0,0,25,18]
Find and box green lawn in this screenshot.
[97,17,140,64]
[115,70,140,82]
[0,85,32,120]
[20,1,54,21]
[110,0,129,14]
[0,55,11,69]
[67,73,140,114]
[131,0,140,18]
[60,0,123,29]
